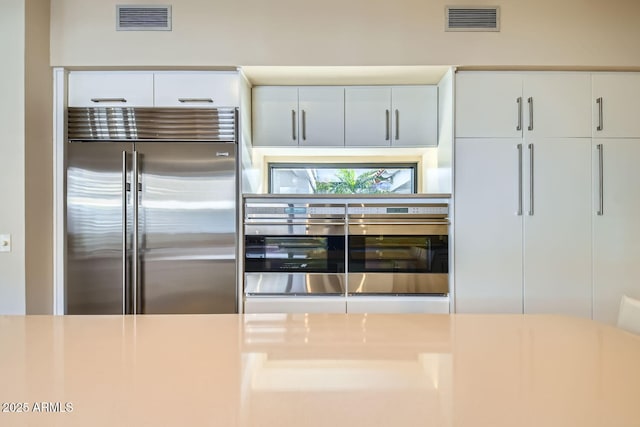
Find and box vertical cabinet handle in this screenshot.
[596,97,604,131]
[517,144,523,216]
[597,144,604,215]
[527,97,534,131]
[291,110,297,141]
[395,109,400,140]
[516,97,522,131]
[122,151,128,315]
[302,110,307,141]
[528,143,534,216]
[385,110,390,141]
[132,150,139,315]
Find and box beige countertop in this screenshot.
[1,313,639,426]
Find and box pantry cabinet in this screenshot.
[455,138,592,316]
[252,86,345,147]
[344,86,438,147]
[455,71,593,317]
[592,139,640,324]
[454,139,524,313]
[68,71,239,108]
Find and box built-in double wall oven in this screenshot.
[242,197,449,312]
[347,203,449,295]
[244,201,347,296]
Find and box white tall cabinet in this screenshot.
[455,72,592,317]
[592,73,640,324]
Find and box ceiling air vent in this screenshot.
[445,6,500,32]
[116,5,172,31]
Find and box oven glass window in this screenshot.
[245,235,345,273]
[348,235,448,273]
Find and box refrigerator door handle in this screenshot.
[132,150,139,315]
[122,151,128,314]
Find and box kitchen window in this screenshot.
[269,163,417,194]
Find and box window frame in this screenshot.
[268,162,419,194]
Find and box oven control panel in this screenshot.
[348,205,448,216]
[245,204,346,218]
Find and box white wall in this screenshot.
[51,0,640,67]
[0,0,26,314]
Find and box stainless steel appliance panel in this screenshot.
[244,273,346,295]
[136,142,237,314]
[66,142,132,314]
[347,273,448,295]
[346,203,449,296]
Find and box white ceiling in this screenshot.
[241,66,452,86]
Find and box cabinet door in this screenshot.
[593,139,640,324]
[455,72,523,138]
[154,72,239,107]
[593,73,640,138]
[68,71,154,107]
[523,138,592,317]
[454,139,524,313]
[298,87,344,147]
[391,86,438,147]
[252,86,299,147]
[345,87,392,147]
[524,73,591,138]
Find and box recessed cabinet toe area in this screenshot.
[454,71,640,325]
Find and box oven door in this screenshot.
[347,222,448,295]
[244,222,346,295]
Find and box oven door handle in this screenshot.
[348,223,448,235]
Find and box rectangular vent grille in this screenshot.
[116,5,172,31]
[445,6,499,32]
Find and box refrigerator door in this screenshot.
[66,142,133,314]
[135,142,237,314]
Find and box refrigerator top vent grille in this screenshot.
[67,108,237,142]
[116,5,172,31]
[445,6,500,31]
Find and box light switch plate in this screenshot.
[0,234,11,252]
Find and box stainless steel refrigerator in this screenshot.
[65,107,238,314]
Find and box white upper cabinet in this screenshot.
[456,72,591,138]
[68,71,154,107]
[345,87,391,147]
[154,72,239,107]
[252,86,299,147]
[252,86,345,147]
[456,73,522,138]
[592,73,640,138]
[524,74,591,138]
[298,87,345,147]
[68,71,239,108]
[391,86,438,147]
[345,86,438,147]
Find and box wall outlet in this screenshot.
[0,234,11,252]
